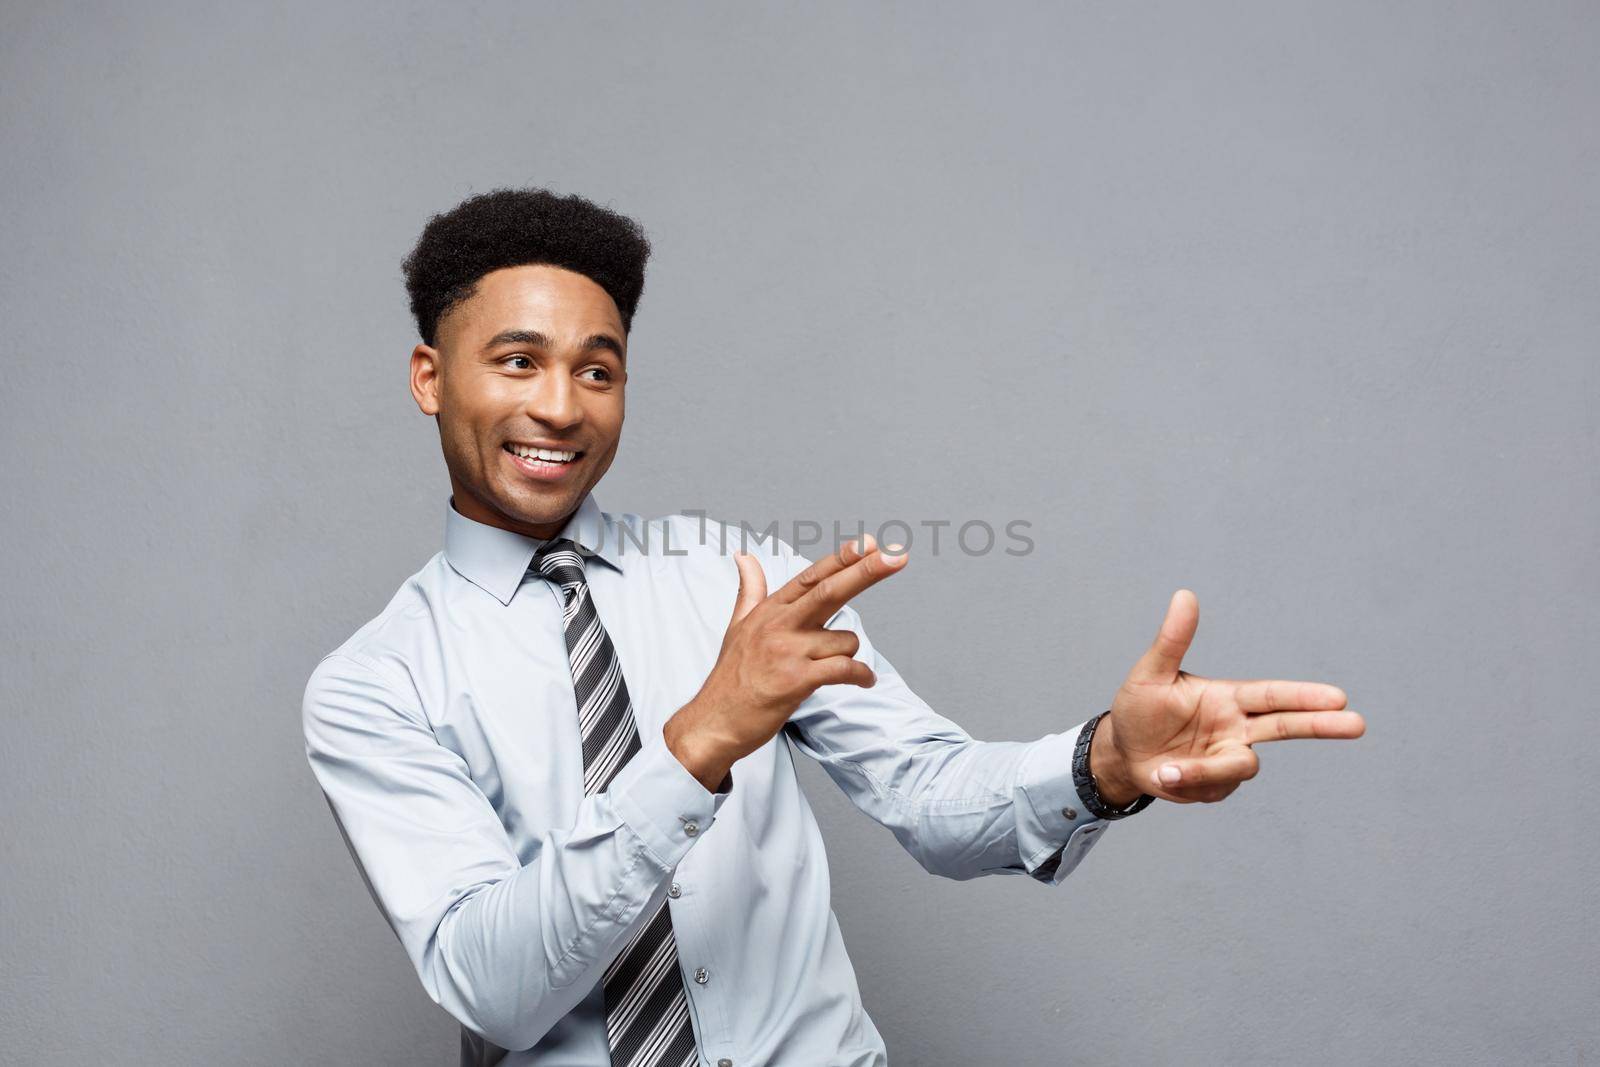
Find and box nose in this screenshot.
[522,370,582,432]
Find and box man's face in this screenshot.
[411,264,627,540]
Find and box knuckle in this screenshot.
[756,628,791,659]
[776,659,808,689]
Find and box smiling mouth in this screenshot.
[503,443,585,466]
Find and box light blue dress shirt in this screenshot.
[301,490,1114,1066]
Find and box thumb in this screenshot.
[1126,588,1198,686]
[728,552,767,627]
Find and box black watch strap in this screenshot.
[1071,710,1155,820]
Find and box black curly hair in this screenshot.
[400,187,652,347]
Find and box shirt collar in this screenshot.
[443,489,625,606]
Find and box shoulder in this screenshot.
[301,552,447,724]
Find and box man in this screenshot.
[301,187,1365,1067]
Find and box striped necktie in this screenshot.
[529,538,701,1067]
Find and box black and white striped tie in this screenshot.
[529,538,701,1067]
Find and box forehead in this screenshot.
[441,264,624,348]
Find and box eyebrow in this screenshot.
[480,329,624,359]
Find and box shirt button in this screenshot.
[668,882,682,898]
[717,1059,733,1067]
[683,820,699,837]
[694,967,709,985]
[1061,806,1077,820]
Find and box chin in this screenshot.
[503,480,582,520]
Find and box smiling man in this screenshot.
[301,187,1366,1067]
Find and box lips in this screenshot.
[503,442,583,459]
[503,444,584,482]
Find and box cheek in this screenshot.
[442,413,495,467]
[595,399,624,439]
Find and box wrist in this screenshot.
[1088,712,1142,808]
[664,702,737,793]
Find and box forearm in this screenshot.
[762,538,1122,884]
[426,794,671,1049]
[774,599,1116,882]
[407,739,720,1050]
[820,732,1041,880]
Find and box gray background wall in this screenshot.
[2,2,1595,1063]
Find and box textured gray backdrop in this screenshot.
[2,2,1595,1064]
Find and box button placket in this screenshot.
[666,846,730,1056]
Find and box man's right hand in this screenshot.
[664,534,908,791]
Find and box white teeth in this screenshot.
[509,444,578,462]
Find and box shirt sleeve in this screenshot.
[301,651,730,1051]
[770,540,1112,886]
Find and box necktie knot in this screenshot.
[530,537,588,591]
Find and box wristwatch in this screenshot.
[1071,710,1155,820]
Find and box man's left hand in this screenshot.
[1091,589,1366,806]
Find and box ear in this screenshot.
[411,342,443,416]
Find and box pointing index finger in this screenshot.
[771,534,878,606]
[791,541,908,628]
[1233,679,1348,712]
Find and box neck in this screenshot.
[449,483,577,541]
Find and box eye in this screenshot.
[503,354,533,370]
[581,366,613,382]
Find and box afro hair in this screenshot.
[400,187,653,347]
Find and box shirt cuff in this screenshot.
[1012,719,1112,886]
[607,731,732,872]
